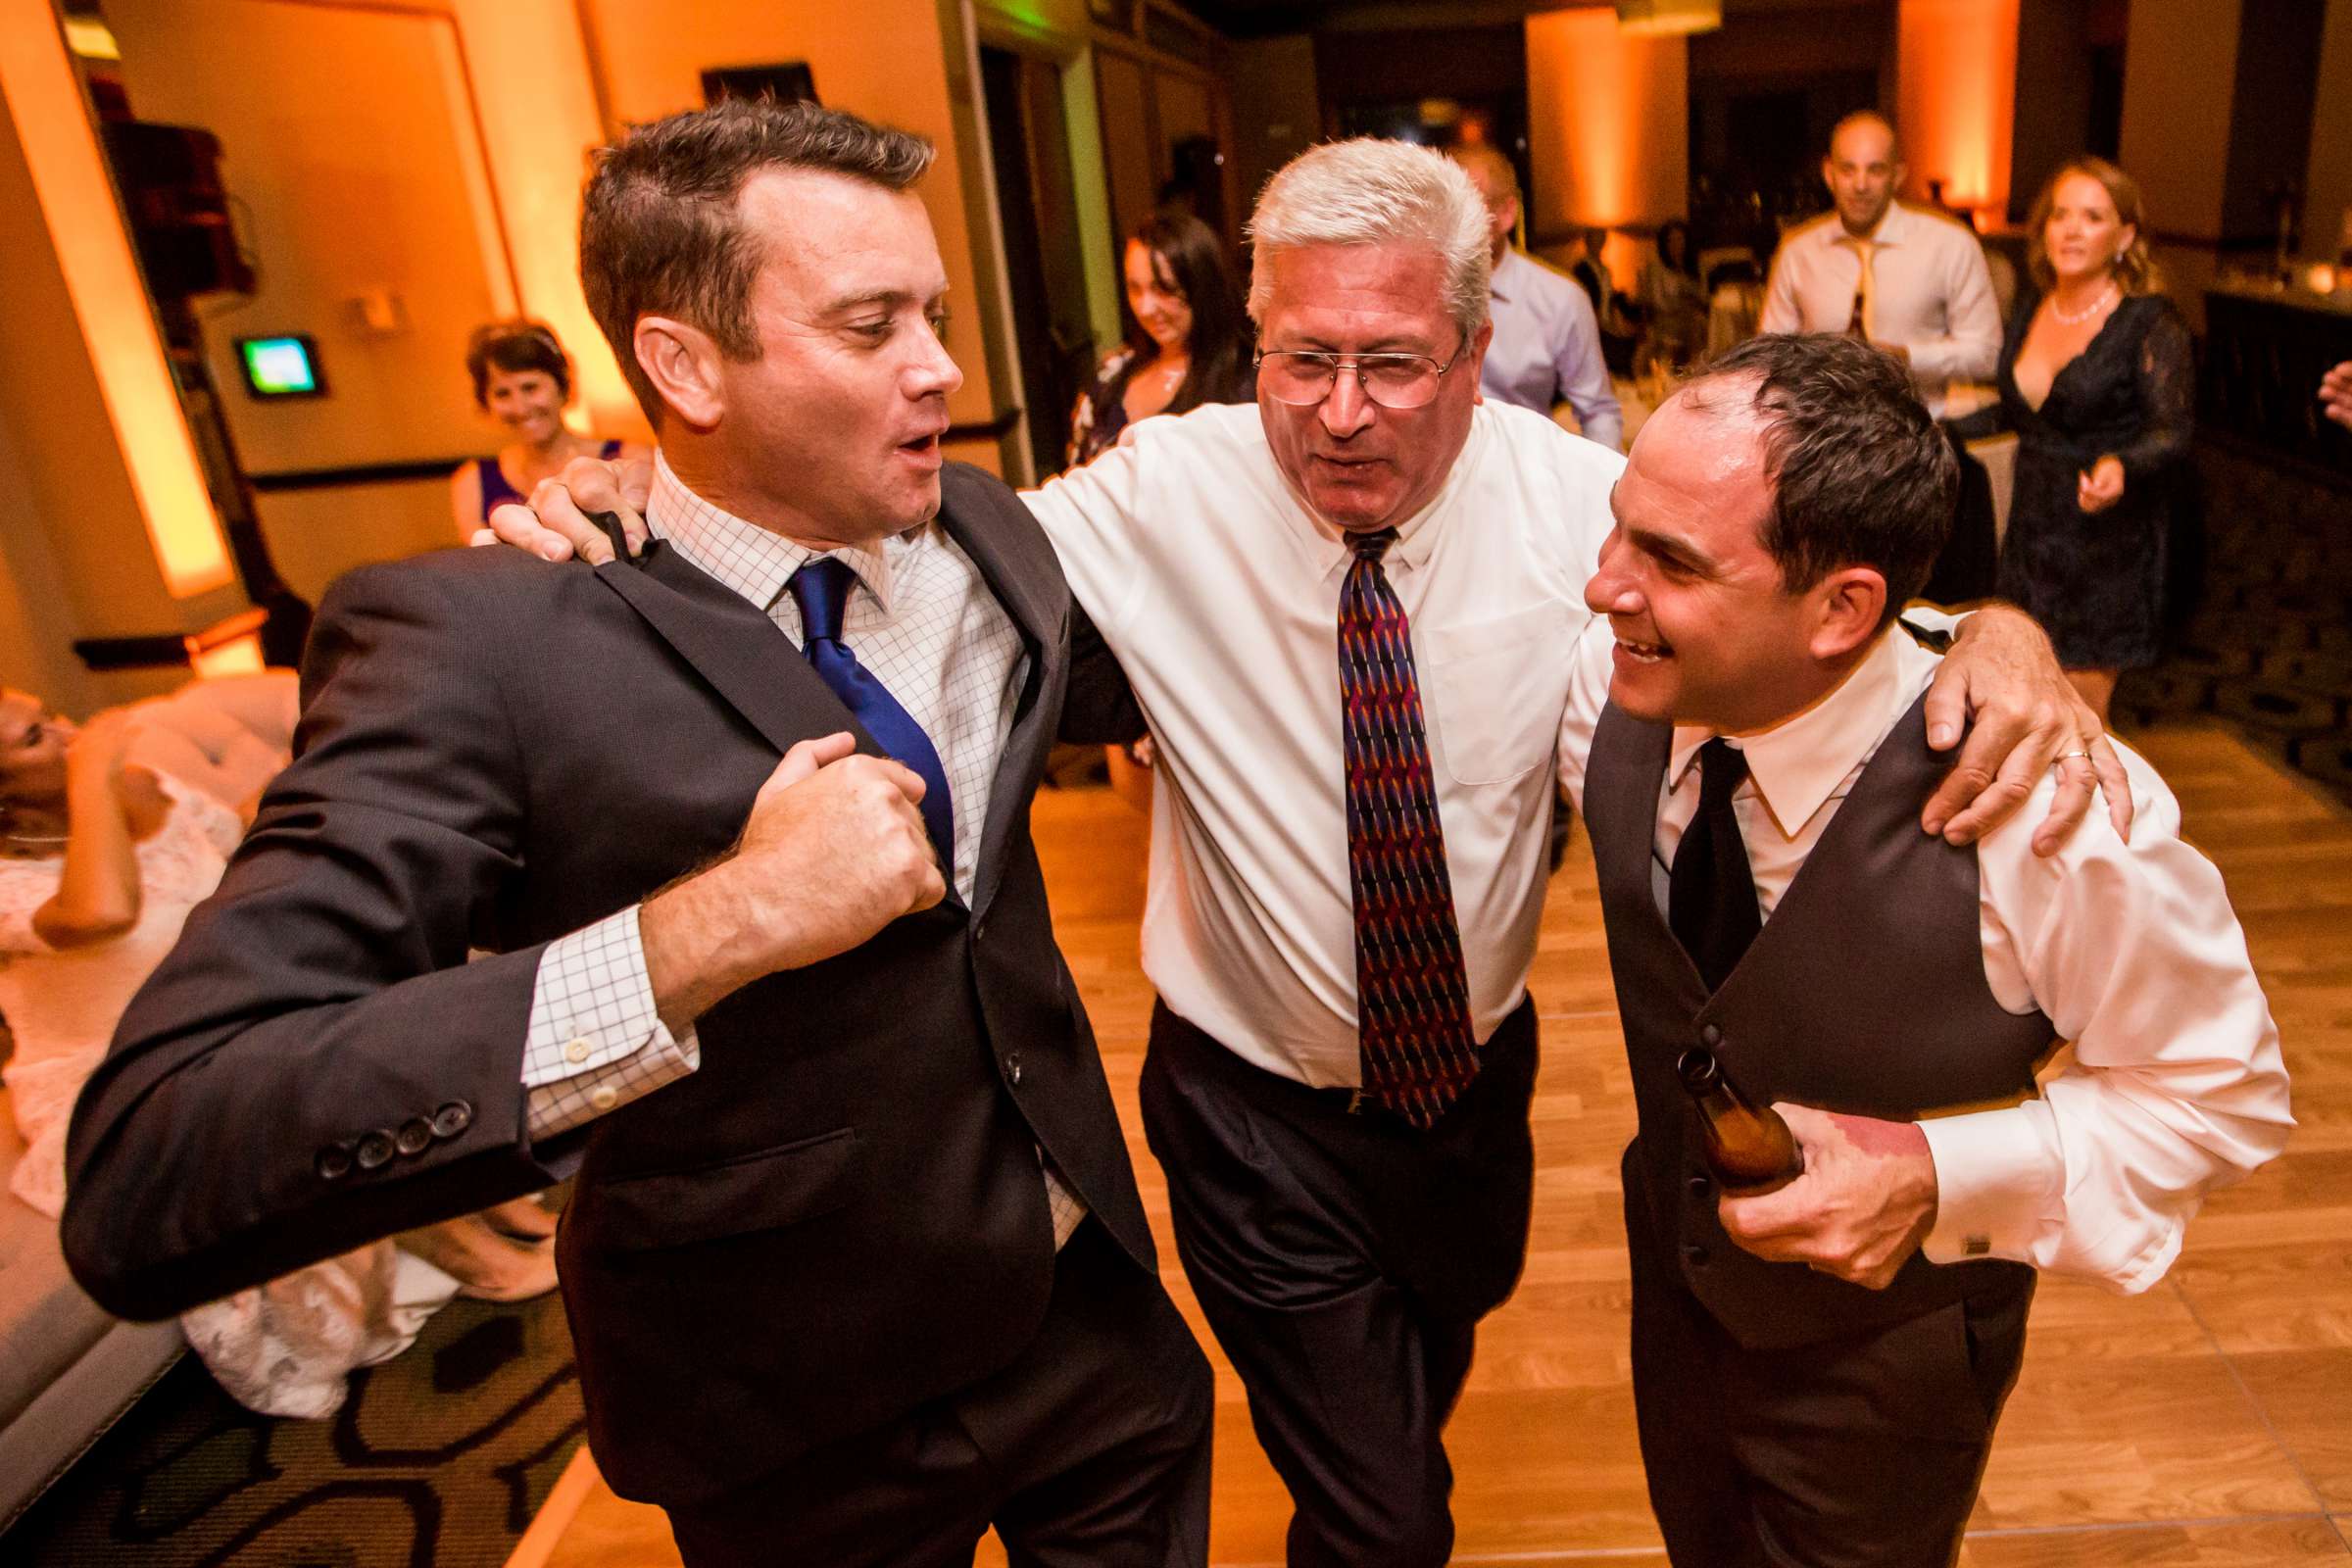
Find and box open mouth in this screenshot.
[899,432,943,460]
[1615,635,1671,664]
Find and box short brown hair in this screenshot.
[1682,334,1957,626]
[2025,157,2157,295]
[579,99,935,422]
[464,319,570,406]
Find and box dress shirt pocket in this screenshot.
[1423,604,1578,786]
[585,1127,862,1252]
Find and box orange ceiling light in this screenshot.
[1896,0,2020,223]
[0,1,233,599]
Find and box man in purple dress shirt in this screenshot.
[1446,144,1624,450]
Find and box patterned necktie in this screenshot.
[1339,527,1479,1128]
[1669,738,1761,993]
[788,558,956,874]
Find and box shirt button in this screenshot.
[589,1084,619,1112]
[432,1101,474,1139]
[564,1037,592,1064]
[356,1130,397,1170]
[395,1118,434,1156]
[1699,1023,1723,1048]
[1682,1243,1711,1267]
[316,1144,354,1181]
[1687,1172,1715,1200]
[1004,1054,1023,1085]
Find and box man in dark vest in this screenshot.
[64,101,1210,1567]
[1555,334,2292,1566]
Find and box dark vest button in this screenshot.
[431,1101,473,1139]
[1698,1023,1723,1048]
[395,1117,434,1156]
[1004,1053,1023,1085]
[316,1143,354,1181]
[1682,1243,1710,1267]
[1687,1172,1714,1199]
[355,1131,397,1170]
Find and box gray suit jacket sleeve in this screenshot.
[63,562,573,1321]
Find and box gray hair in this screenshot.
[1246,138,1492,337]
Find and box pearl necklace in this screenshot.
[2051,282,2117,325]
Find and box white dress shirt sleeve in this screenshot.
[1553,288,1624,451]
[1556,614,1618,814]
[520,906,701,1140]
[1904,237,2002,385]
[1757,246,1804,336]
[1022,437,1152,637]
[1916,754,2292,1293]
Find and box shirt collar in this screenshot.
[647,450,897,618]
[1489,246,1527,304]
[1667,628,1926,836]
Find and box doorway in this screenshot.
[979,45,1097,480]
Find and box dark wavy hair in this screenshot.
[1123,214,1252,411]
[1683,334,1958,626]
[580,99,934,422]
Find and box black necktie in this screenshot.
[1669,738,1761,993]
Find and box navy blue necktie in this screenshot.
[788,558,956,877]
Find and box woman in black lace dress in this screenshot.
[1993,157,2193,724]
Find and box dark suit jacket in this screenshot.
[63,464,1153,1506]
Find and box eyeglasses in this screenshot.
[1252,338,1471,410]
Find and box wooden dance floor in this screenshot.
[528,721,2352,1566]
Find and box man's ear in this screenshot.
[635,316,725,431]
[1808,566,1888,664]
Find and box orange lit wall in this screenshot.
[445,0,645,441]
[1895,0,2019,224]
[0,0,232,599]
[1525,8,1688,246]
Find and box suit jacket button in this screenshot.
[432,1101,473,1139]
[395,1117,434,1156]
[316,1144,354,1181]
[356,1131,397,1170]
[1698,1023,1723,1048]
[1681,1243,1710,1267]
[1004,1054,1023,1085]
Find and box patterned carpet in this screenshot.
[2113,437,2352,804]
[1,1292,582,1566]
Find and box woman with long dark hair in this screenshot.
[1066,214,1252,468]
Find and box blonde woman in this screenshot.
[1993,157,2192,724]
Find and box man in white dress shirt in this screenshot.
[1758,112,2000,420]
[491,140,2128,1568]
[1445,143,1624,448]
[1557,333,2290,1565]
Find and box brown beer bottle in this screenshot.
[1676,1048,1802,1191]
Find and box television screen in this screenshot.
[236,335,324,398]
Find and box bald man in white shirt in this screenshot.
[1758,112,2001,417]
[1558,333,2289,1567]
[491,141,2129,1568]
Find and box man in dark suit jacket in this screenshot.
[62,99,1210,1568]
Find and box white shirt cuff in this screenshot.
[521,906,700,1138]
[1917,1105,2060,1266]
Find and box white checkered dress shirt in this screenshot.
[521,456,1083,1248]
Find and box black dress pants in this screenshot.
[1624,1148,2033,1568]
[1139,999,1539,1568]
[664,1220,1213,1568]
